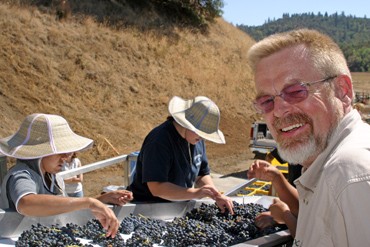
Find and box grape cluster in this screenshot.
[15,223,83,247]
[15,202,286,246]
[120,214,167,246]
[164,216,233,246]
[81,219,126,246]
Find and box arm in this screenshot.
[147,181,214,201]
[17,194,119,237]
[248,159,299,216]
[195,174,216,187]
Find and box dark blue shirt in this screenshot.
[130,119,210,202]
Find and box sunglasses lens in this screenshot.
[255,95,275,113]
[254,83,309,113]
[283,83,309,103]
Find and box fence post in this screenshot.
[0,156,7,185]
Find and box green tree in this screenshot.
[236,12,370,72]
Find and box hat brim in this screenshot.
[0,113,94,159]
[0,133,93,159]
[169,96,225,144]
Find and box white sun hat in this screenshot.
[0,113,93,159]
[168,96,226,144]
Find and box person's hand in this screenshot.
[98,190,133,206]
[87,198,120,238]
[247,159,280,182]
[269,198,290,224]
[193,185,234,214]
[194,184,221,199]
[255,211,276,229]
[214,194,234,214]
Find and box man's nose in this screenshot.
[273,96,293,117]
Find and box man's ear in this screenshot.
[335,75,353,106]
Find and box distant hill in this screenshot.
[237,12,370,72]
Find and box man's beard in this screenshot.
[277,133,321,165]
[273,110,341,166]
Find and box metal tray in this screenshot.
[0,196,292,247]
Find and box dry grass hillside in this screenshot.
[0,1,259,196]
[1,2,368,196]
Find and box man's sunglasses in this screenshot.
[253,76,337,114]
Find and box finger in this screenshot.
[97,216,109,231]
[105,216,119,238]
[255,220,262,228]
[256,220,271,229]
[119,197,132,205]
[255,215,275,229]
[272,198,280,204]
[227,201,234,215]
[255,218,265,228]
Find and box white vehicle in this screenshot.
[249,121,277,159]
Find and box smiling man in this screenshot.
[246,29,370,246]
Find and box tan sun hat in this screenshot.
[169,96,225,144]
[0,113,93,159]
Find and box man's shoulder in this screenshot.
[322,147,370,196]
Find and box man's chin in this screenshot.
[278,141,317,165]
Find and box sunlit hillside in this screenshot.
[0,1,258,195]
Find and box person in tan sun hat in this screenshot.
[129,96,234,214]
[0,113,133,238]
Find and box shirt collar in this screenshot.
[296,109,362,190]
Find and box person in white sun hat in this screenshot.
[0,113,133,238]
[129,96,234,214]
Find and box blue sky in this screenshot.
[222,0,370,26]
